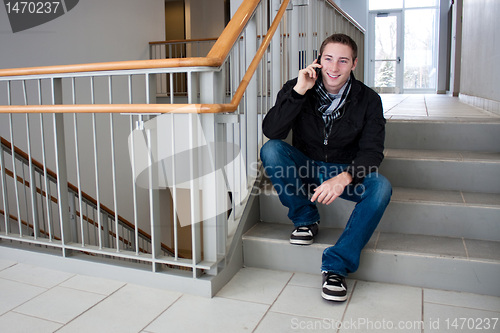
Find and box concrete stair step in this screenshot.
[386,118,500,152]
[260,184,500,241]
[242,222,500,296]
[380,149,500,193]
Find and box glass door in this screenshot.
[369,11,403,93]
[403,7,438,91]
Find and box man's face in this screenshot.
[320,42,358,94]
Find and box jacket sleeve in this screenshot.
[262,79,307,140]
[345,92,386,185]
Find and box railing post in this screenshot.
[199,71,221,275]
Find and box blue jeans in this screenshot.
[260,140,392,276]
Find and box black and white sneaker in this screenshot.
[321,271,347,302]
[289,222,319,245]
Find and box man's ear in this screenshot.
[351,58,358,71]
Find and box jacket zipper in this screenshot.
[323,127,328,162]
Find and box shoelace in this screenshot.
[325,274,344,286]
[293,226,312,235]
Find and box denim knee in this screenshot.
[365,172,392,206]
[260,140,289,166]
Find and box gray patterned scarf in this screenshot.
[315,76,351,141]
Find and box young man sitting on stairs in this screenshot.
[260,33,392,302]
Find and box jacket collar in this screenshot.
[347,72,361,104]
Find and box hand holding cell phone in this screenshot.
[293,55,322,95]
[315,55,322,76]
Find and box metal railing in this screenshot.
[0,0,364,281]
[150,38,218,98]
[0,135,175,256]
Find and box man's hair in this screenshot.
[319,33,358,61]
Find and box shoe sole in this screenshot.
[289,239,313,245]
[321,291,347,302]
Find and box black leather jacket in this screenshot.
[262,73,385,184]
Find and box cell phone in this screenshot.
[315,54,322,76]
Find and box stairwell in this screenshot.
[242,96,500,297]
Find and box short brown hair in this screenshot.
[319,33,358,61]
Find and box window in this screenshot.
[405,0,438,8]
[369,0,403,10]
[369,0,438,10]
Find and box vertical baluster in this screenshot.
[91,111,102,249]
[129,115,139,255]
[108,76,120,252]
[110,114,119,251]
[145,73,150,104]
[146,127,158,271]
[73,113,85,246]
[90,76,95,104]
[189,112,197,276]
[9,113,23,236]
[170,114,178,260]
[26,108,40,238]
[169,73,174,104]
[0,139,9,234]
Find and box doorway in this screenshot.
[369,11,403,93]
[368,0,440,93]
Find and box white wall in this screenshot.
[460,0,500,103]
[0,0,165,68]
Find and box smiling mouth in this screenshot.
[327,73,340,79]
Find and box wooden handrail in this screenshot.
[0,58,219,78]
[0,0,288,115]
[0,104,222,114]
[206,0,260,62]
[0,0,260,78]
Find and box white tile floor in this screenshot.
[381,94,500,120]
[1,95,500,332]
[1,260,500,333]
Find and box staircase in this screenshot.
[242,115,500,296]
